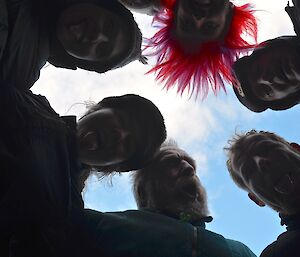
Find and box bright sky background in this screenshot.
[32,0,299,255]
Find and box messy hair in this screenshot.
[224,129,290,191]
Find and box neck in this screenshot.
[280,212,300,231]
[158,202,209,222]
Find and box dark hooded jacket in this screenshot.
[260,213,300,257]
[0,0,83,256]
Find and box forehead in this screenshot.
[235,134,277,154]
[158,148,186,159]
[232,133,288,166]
[156,147,196,165]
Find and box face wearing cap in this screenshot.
[143,146,208,219]
[57,3,132,62]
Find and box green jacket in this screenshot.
[78,209,256,257]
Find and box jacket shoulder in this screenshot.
[225,238,257,257]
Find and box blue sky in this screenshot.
[32,0,298,255]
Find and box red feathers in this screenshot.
[145,3,258,99]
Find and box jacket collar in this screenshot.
[141,208,213,228]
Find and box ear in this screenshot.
[136,183,149,208]
[248,193,266,207]
[290,142,300,153]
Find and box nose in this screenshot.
[193,7,208,19]
[180,160,195,176]
[193,17,206,29]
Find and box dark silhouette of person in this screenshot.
[226,130,300,257]
[0,92,166,256]
[131,141,256,257]
[0,0,142,90]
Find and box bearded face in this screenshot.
[146,147,209,219]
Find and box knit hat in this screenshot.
[233,36,300,112]
[84,94,167,173]
[48,0,142,73]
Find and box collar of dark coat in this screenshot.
[141,208,213,228]
[280,213,300,231]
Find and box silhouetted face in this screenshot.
[77,108,140,167]
[231,133,300,215]
[57,3,131,62]
[174,0,232,48]
[235,38,300,102]
[148,147,207,217]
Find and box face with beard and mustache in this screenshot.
[174,0,233,49]
[144,146,209,220]
[230,133,300,215]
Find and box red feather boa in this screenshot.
[145,2,258,99]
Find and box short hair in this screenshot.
[225,129,291,191]
[80,94,167,177]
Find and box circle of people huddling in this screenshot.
[0,0,299,256]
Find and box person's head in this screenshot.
[145,1,257,99]
[233,36,300,112]
[133,141,209,220]
[174,0,233,47]
[77,94,167,174]
[50,0,142,73]
[225,130,300,215]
